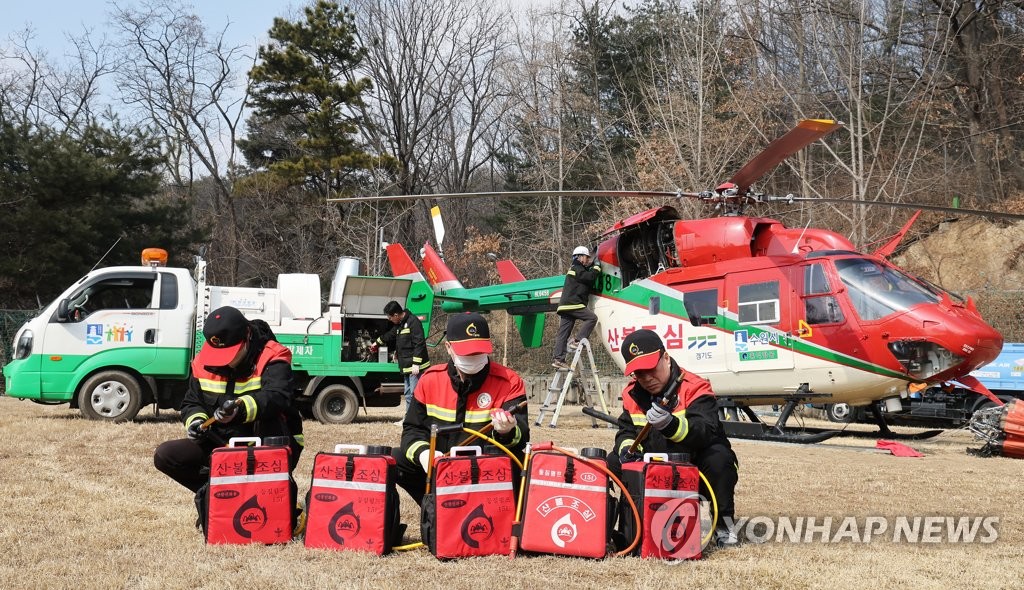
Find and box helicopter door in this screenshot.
[800,262,845,328]
[725,277,795,372]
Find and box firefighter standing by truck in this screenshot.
[374,300,430,419]
[154,306,305,495]
[395,312,530,506]
[608,329,739,547]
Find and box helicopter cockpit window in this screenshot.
[836,259,938,321]
[802,263,842,324]
[804,263,830,295]
[738,281,779,325]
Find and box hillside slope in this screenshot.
[896,217,1024,293]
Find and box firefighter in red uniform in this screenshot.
[154,306,304,494]
[608,329,739,546]
[395,312,529,506]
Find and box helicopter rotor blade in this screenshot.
[326,189,690,203]
[327,189,1024,222]
[727,119,844,193]
[781,196,1024,222]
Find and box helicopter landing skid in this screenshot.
[841,404,945,440]
[722,396,943,443]
[720,421,841,444]
[721,395,843,444]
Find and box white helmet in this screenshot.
[572,246,591,257]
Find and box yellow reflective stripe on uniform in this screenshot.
[425,404,457,421]
[233,377,262,394]
[184,412,209,428]
[556,303,586,311]
[293,434,305,447]
[592,265,601,272]
[629,412,647,426]
[667,410,688,443]
[197,376,261,394]
[508,425,522,447]
[197,378,227,393]
[239,395,257,423]
[407,440,428,463]
[465,409,491,422]
[567,270,576,276]
[400,328,410,334]
[617,438,637,454]
[412,357,423,363]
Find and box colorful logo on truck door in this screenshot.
[85,323,134,345]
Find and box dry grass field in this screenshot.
[0,394,1020,590]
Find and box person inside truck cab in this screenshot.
[153,306,304,502]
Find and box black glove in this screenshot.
[214,400,239,423]
[619,449,642,464]
[186,420,206,441]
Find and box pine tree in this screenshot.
[240,0,387,198]
[0,120,202,308]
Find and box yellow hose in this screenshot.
[698,469,719,549]
[459,427,525,470]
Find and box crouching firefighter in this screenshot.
[608,329,740,547]
[395,312,530,507]
[154,306,305,498]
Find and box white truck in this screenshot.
[2,246,434,424]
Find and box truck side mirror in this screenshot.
[57,298,72,322]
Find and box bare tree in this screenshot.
[110,0,251,282]
[0,27,114,134]
[347,0,515,257]
[498,2,615,270]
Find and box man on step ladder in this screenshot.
[536,337,612,428]
[551,245,600,370]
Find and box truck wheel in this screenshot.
[312,384,359,424]
[972,395,1016,415]
[825,403,853,423]
[78,370,143,422]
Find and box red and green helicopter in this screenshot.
[376,120,1022,443]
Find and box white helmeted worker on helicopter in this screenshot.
[551,245,602,369]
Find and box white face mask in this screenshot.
[451,352,488,375]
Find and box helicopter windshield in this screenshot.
[836,258,939,321]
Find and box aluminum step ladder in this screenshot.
[534,338,613,428]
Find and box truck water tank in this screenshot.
[278,274,321,319]
[329,257,362,305]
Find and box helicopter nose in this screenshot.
[930,319,1002,383]
[960,324,1003,371]
[886,306,1003,383]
